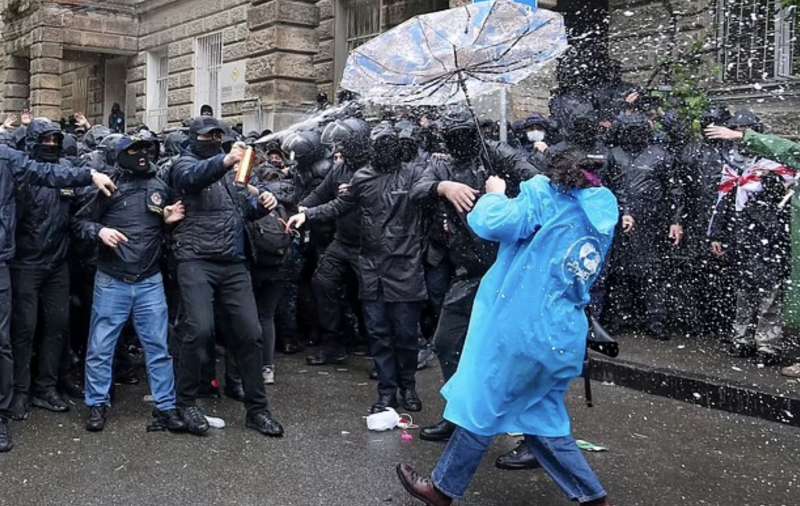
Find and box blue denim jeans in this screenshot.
[432,426,607,503]
[85,271,176,411]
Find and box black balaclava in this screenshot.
[118,141,154,176]
[571,116,598,147]
[370,122,401,172]
[617,114,652,152]
[399,138,418,163]
[191,134,223,159]
[443,126,480,160]
[33,142,61,163]
[441,107,481,160]
[27,119,63,163]
[396,119,419,163]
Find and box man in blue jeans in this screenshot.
[397,152,614,505]
[74,135,186,432]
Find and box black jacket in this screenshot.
[410,142,537,278]
[74,168,172,283]
[707,148,791,289]
[609,143,682,266]
[13,158,77,269]
[0,145,92,264]
[293,157,335,248]
[306,161,428,302]
[300,161,361,247]
[169,150,265,263]
[676,141,729,257]
[609,143,682,224]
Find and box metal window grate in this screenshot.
[716,0,799,82]
[146,51,169,132]
[196,32,223,116]
[345,0,382,53]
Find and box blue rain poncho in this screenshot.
[441,175,618,437]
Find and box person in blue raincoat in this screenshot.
[397,149,618,506]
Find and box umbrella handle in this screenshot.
[457,72,497,177]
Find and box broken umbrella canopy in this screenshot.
[339,0,569,107]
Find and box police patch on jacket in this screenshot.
[147,188,165,215]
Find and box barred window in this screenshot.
[195,32,223,117]
[345,0,382,53]
[716,0,799,82]
[146,50,168,133]
[335,0,449,90]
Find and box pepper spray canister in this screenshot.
[235,146,255,186]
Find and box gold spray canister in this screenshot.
[235,145,255,186]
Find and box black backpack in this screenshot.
[249,205,293,267]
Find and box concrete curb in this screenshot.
[590,355,800,427]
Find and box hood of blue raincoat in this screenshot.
[573,185,618,238]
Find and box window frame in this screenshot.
[145,49,169,133]
[194,31,224,117]
[716,0,799,83]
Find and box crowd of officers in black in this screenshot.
[0,61,793,455]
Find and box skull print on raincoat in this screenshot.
[441,174,618,437]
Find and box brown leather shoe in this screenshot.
[396,463,452,506]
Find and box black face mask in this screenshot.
[118,150,151,175]
[621,126,650,151]
[33,144,60,163]
[371,138,401,171]
[572,123,597,146]
[444,128,480,159]
[399,140,418,163]
[192,138,222,159]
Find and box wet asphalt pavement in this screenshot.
[1,353,799,506]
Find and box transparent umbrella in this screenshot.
[340,0,568,107]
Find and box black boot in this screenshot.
[245,411,285,437]
[153,409,188,433]
[180,406,210,435]
[370,392,398,414]
[400,388,422,412]
[32,390,69,413]
[420,420,455,442]
[306,349,347,366]
[86,406,107,432]
[0,417,12,452]
[495,440,541,470]
[8,392,30,421]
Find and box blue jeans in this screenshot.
[432,427,607,503]
[85,271,176,411]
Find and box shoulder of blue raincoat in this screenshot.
[575,185,618,237]
[467,174,550,243]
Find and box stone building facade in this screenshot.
[607,0,800,135]
[0,0,797,134]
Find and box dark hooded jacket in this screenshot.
[608,115,683,266]
[13,120,76,269]
[410,140,537,278]
[706,145,791,289]
[301,160,361,248]
[305,124,428,302]
[0,144,92,264]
